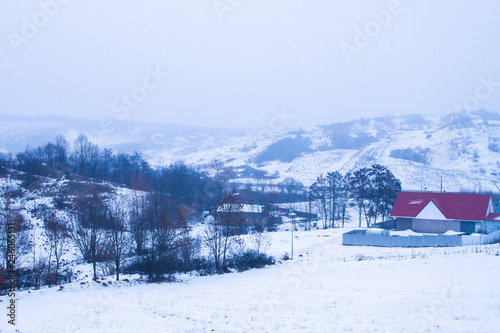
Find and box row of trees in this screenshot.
[0,135,401,289]
[0,135,220,213]
[54,190,193,282]
[0,136,279,288]
[309,164,401,228]
[0,183,274,290]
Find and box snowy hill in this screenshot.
[1,143,500,332]
[0,169,139,272]
[1,111,500,192]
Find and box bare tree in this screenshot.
[104,200,129,281]
[281,177,303,204]
[31,255,49,290]
[43,143,57,166]
[250,228,272,256]
[203,218,225,272]
[70,215,92,263]
[338,173,351,228]
[229,236,246,263]
[71,191,106,281]
[178,234,201,272]
[209,159,225,182]
[142,192,189,281]
[55,135,69,165]
[204,190,244,271]
[326,171,342,228]
[73,134,91,176]
[43,212,69,275]
[129,192,148,255]
[0,152,13,173]
[310,175,329,229]
[0,187,30,270]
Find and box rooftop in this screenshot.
[391,192,492,221]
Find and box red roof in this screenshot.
[390,192,492,221]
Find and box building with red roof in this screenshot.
[390,192,500,234]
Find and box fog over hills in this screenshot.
[1,110,500,192]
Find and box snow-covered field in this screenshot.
[2,227,500,333]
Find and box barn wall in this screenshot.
[396,218,412,231]
[412,219,460,233]
[481,221,500,234]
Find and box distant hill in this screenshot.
[1,111,500,192]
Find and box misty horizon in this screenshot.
[2,1,500,129]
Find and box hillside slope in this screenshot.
[1,111,500,192]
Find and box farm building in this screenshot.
[215,204,283,229]
[214,204,316,229]
[390,192,500,234]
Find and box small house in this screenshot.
[215,204,283,229]
[390,192,500,234]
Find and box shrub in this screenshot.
[389,147,430,164]
[489,142,500,153]
[280,253,291,261]
[229,250,275,272]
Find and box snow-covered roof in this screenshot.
[217,204,263,214]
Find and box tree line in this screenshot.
[0,134,401,290]
[0,185,275,290]
[309,164,401,228]
[0,135,277,288]
[0,134,222,211]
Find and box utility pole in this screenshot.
[420,167,424,192]
[290,211,296,259]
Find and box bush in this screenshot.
[0,266,7,295]
[15,267,72,290]
[229,250,275,272]
[190,257,217,276]
[390,147,430,164]
[44,269,73,287]
[489,142,500,153]
[281,253,291,261]
[443,112,474,129]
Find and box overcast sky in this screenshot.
[1,1,500,129]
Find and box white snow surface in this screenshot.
[2,227,500,333]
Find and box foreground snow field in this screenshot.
[2,228,500,333]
